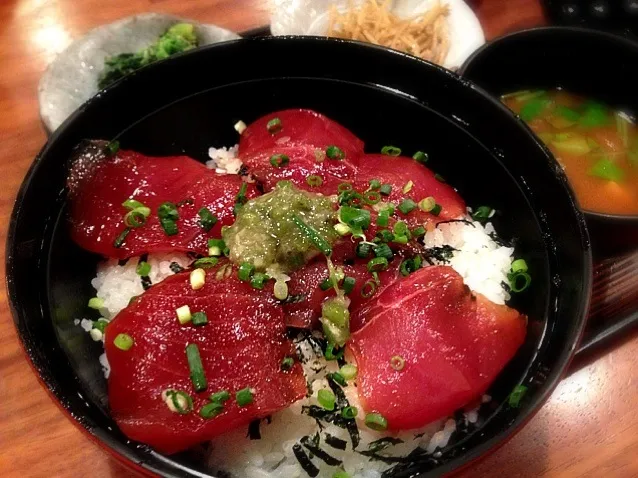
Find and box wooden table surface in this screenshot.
[1,0,637,476]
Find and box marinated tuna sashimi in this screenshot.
[104,263,306,454]
[349,265,527,431]
[67,141,258,259]
[238,109,364,161]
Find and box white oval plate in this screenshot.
[38,13,240,133]
[271,0,484,70]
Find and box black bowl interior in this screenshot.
[459,26,638,233]
[7,37,591,477]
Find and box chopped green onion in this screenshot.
[333,471,351,478]
[502,89,546,102]
[270,154,290,167]
[334,223,351,236]
[328,371,347,386]
[306,175,323,187]
[339,364,358,380]
[393,221,409,237]
[617,113,631,147]
[509,271,532,293]
[361,280,377,298]
[398,198,417,214]
[192,311,208,326]
[113,228,131,248]
[555,105,581,122]
[337,182,353,193]
[418,197,436,212]
[210,390,231,403]
[267,117,282,134]
[434,173,446,183]
[508,384,528,408]
[176,305,192,324]
[367,257,389,272]
[365,413,388,431]
[238,262,255,282]
[192,257,218,269]
[341,406,358,419]
[136,261,151,276]
[324,343,344,361]
[123,208,150,229]
[200,402,224,419]
[356,242,373,258]
[234,120,247,134]
[589,158,624,182]
[472,206,493,222]
[364,190,381,205]
[342,276,356,295]
[88,297,104,310]
[291,214,333,257]
[431,204,442,216]
[379,184,393,196]
[160,218,178,236]
[106,140,120,156]
[198,207,218,232]
[412,226,426,237]
[376,229,394,243]
[318,389,336,411]
[92,318,109,334]
[381,145,401,156]
[320,277,335,291]
[326,145,345,160]
[390,355,406,371]
[189,268,206,290]
[251,272,269,290]
[402,181,414,194]
[376,210,390,227]
[511,259,528,273]
[207,238,226,256]
[412,151,428,163]
[113,333,134,351]
[369,179,381,190]
[339,206,371,229]
[281,357,295,371]
[373,243,393,260]
[236,387,254,406]
[122,199,146,210]
[158,201,179,221]
[186,343,207,392]
[164,390,193,414]
[234,182,248,215]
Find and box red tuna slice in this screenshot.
[240,143,357,195]
[351,154,466,225]
[104,263,306,454]
[284,257,404,330]
[349,265,527,431]
[239,109,364,161]
[67,144,259,259]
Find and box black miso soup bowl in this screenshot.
[459,26,638,254]
[7,37,591,477]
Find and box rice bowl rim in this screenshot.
[7,36,592,477]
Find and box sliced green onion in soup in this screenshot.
[550,132,591,156]
[502,89,546,102]
[519,97,551,122]
[589,158,625,182]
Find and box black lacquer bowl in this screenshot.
[459,26,638,253]
[6,37,591,477]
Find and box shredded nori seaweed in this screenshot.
[141,276,152,290]
[238,164,249,176]
[117,258,129,266]
[435,219,475,228]
[169,262,184,274]
[292,443,319,477]
[247,416,272,440]
[301,436,343,466]
[176,198,194,207]
[422,245,456,265]
[368,437,404,453]
[324,433,347,451]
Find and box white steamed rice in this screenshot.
[77,145,509,477]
